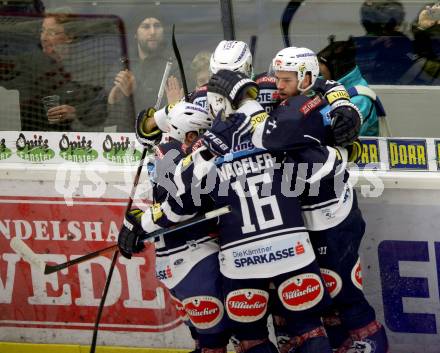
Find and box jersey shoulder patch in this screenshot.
[299,95,324,116]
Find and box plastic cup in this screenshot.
[41,95,60,124]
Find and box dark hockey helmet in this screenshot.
[207,69,259,118]
[317,35,356,80]
[360,0,405,35]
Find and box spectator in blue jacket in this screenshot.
[318,36,379,136]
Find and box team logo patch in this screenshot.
[226,289,269,322]
[347,339,375,353]
[300,95,323,115]
[170,295,189,322]
[320,268,342,298]
[273,59,284,70]
[183,296,223,329]
[278,273,324,311]
[351,258,363,290]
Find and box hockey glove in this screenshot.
[135,107,162,147]
[346,139,362,163]
[330,101,362,147]
[118,209,146,259]
[202,112,250,156]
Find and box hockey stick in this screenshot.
[172,24,189,101]
[90,250,117,353]
[220,0,235,40]
[10,205,231,275]
[249,35,258,60]
[89,58,171,353]
[280,0,304,47]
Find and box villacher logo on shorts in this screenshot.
[226,288,269,322]
[170,295,189,323]
[183,296,224,329]
[351,258,363,290]
[320,268,342,298]
[278,273,324,311]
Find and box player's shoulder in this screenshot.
[280,91,326,115]
[156,139,186,159]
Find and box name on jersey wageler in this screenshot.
[217,152,275,182]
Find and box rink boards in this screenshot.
[1,132,440,353]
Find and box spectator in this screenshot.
[318,36,379,136]
[107,16,181,131]
[0,0,45,13]
[190,50,211,90]
[400,2,440,84]
[354,0,415,84]
[0,10,107,131]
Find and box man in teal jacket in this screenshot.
[318,36,379,136]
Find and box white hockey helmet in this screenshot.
[271,47,319,92]
[167,102,212,143]
[210,40,253,77]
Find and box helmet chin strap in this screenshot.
[297,72,313,93]
[298,81,313,93]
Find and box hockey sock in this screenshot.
[336,320,389,353]
[323,311,349,349]
[286,326,333,353]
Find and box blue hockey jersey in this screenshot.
[149,138,219,288]
[251,91,353,231]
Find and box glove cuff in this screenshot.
[135,108,162,147]
[324,87,350,105]
[331,100,363,125]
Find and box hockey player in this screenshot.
[133,40,257,144]
[201,40,360,145]
[203,47,388,353]
[123,101,231,353]
[117,70,359,353]
[136,40,360,149]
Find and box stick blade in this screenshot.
[10,237,45,272]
